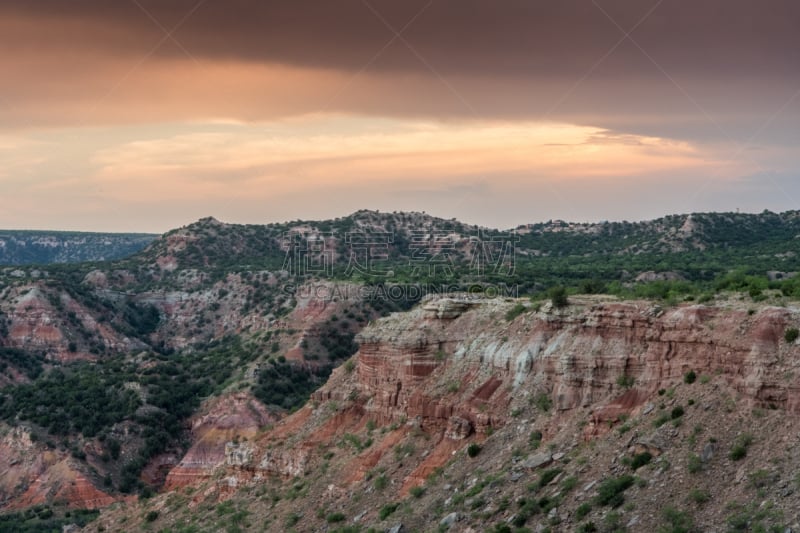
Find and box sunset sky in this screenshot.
[1,0,798,232]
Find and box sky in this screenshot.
[0,0,798,232]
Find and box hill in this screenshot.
[0,230,157,265]
[0,209,799,530]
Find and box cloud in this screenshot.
[0,0,797,142]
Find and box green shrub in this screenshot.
[671,406,685,419]
[594,475,635,508]
[687,454,703,474]
[378,503,399,520]
[729,434,753,461]
[660,506,695,533]
[529,430,543,449]
[561,475,578,492]
[653,413,671,428]
[748,469,772,489]
[684,370,697,384]
[505,303,527,321]
[688,488,711,504]
[326,512,346,523]
[785,327,799,343]
[144,511,159,523]
[373,474,388,490]
[630,452,652,470]
[537,468,562,488]
[285,513,301,527]
[616,374,635,389]
[409,485,426,498]
[549,286,568,308]
[533,393,552,413]
[575,502,592,519]
[467,443,481,458]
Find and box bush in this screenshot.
[594,475,635,508]
[653,412,671,428]
[616,374,635,389]
[684,370,697,384]
[729,443,747,461]
[687,454,703,474]
[529,430,543,449]
[505,303,527,321]
[549,286,568,308]
[373,474,388,490]
[671,406,685,419]
[467,443,482,458]
[630,452,652,470]
[537,468,563,488]
[661,506,695,533]
[378,503,399,520]
[688,488,711,504]
[533,393,552,413]
[409,485,426,498]
[575,502,592,519]
[729,434,753,461]
[326,512,346,523]
[785,327,799,343]
[144,511,159,523]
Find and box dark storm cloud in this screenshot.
[2,0,798,80]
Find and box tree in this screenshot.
[550,286,568,308]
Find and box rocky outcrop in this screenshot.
[0,425,120,510]
[0,284,139,363]
[163,393,275,490]
[207,297,800,500]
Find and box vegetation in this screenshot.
[785,327,799,343]
[687,454,703,474]
[467,443,482,458]
[659,506,695,533]
[0,336,260,493]
[252,358,330,411]
[0,506,98,532]
[0,348,45,380]
[378,503,399,520]
[729,434,754,461]
[616,374,635,389]
[630,452,652,470]
[505,303,527,321]
[594,475,636,508]
[0,230,156,265]
[549,286,568,308]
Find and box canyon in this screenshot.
[86,294,800,532]
[2,210,800,530]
